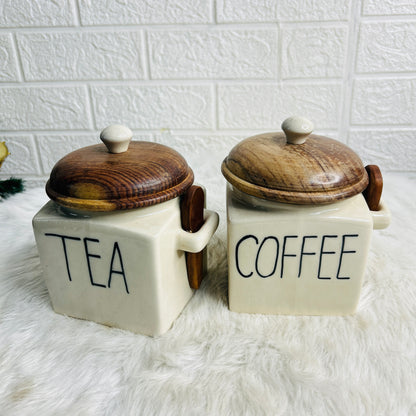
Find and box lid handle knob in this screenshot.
[281,116,314,145]
[100,125,133,153]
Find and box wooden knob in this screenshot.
[281,116,314,145]
[100,125,133,154]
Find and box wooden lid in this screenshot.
[46,125,194,211]
[222,116,369,205]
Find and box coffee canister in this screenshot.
[222,116,390,315]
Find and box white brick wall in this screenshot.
[0,0,415,188]
[0,86,91,130]
[216,0,350,22]
[91,85,213,129]
[148,28,278,79]
[78,0,212,25]
[17,31,145,81]
[280,25,348,79]
[218,83,342,129]
[0,34,19,81]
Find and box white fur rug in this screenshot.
[0,173,415,416]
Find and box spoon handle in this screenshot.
[363,165,383,211]
[181,185,205,289]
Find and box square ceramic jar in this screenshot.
[222,116,390,315]
[33,125,219,336]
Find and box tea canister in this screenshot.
[222,116,390,315]
[33,125,219,336]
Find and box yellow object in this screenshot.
[0,142,10,169]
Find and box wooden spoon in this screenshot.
[363,165,383,211]
[181,185,205,289]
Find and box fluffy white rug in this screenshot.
[0,173,415,416]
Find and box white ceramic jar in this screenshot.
[222,116,390,315]
[33,126,219,336]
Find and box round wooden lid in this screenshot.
[221,116,369,205]
[46,125,194,211]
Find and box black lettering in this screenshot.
[255,236,279,278]
[45,233,81,281]
[298,235,317,278]
[83,238,106,288]
[235,235,258,278]
[336,234,358,280]
[108,242,129,294]
[317,235,337,279]
[281,235,298,278]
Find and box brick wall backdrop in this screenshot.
[0,0,415,188]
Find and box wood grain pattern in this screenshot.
[363,165,383,211]
[46,141,194,211]
[181,186,205,289]
[222,132,369,205]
